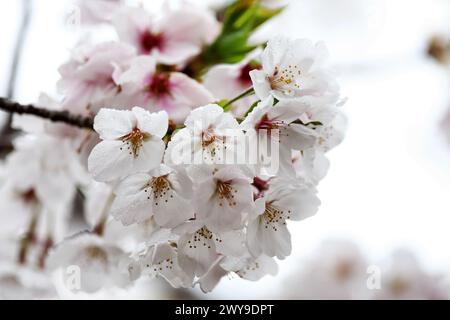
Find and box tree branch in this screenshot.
[0,97,94,130]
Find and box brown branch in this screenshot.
[0,97,94,130]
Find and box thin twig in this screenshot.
[0,97,94,130]
[221,87,254,111]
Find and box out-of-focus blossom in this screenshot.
[58,42,136,114]
[0,265,56,300]
[117,56,213,124]
[283,239,369,299]
[47,232,133,293]
[113,5,220,65]
[203,54,261,118]
[373,250,450,300]
[75,0,123,25]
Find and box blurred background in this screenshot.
[1,0,450,299]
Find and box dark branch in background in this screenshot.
[1,0,33,155]
[7,0,32,100]
[0,97,94,130]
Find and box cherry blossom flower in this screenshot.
[165,104,241,166]
[373,250,450,300]
[0,135,88,244]
[139,242,193,289]
[174,220,246,278]
[222,254,278,282]
[283,239,370,299]
[240,97,318,175]
[0,265,56,300]
[0,0,349,295]
[110,165,194,227]
[88,107,168,182]
[58,42,136,114]
[117,56,213,124]
[194,166,254,233]
[203,56,261,117]
[250,36,339,103]
[76,0,123,25]
[114,5,220,65]
[246,178,320,259]
[195,253,278,293]
[47,232,133,293]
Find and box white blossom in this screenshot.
[88,107,168,182]
[250,36,339,104]
[110,165,194,227]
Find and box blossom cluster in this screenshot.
[0,0,346,295]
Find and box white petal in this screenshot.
[117,56,156,85]
[250,70,271,100]
[114,173,150,196]
[110,190,153,226]
[94,108,135,140]
[88,140,133,182]
[133,108,169,138]
[131,138,165,174]
[274,188,320,221]
[196,257,227,293]
[153,190,194,228]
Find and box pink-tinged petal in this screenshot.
[157,42,200,66]
[76,0,123,25]
[110,190,153,226]
[132,108,168,138]
[116,56,156,86]
[160,6,220,46]
[88,140,133,182]
[167,73,214,124]
[203,65,245,100]
[250,70,271,100]
[94,108,135,140]
[113,7,153,47]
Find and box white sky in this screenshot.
[1,0,450,299]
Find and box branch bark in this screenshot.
[0,97,94,130]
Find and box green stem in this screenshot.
[222,88,255,112]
